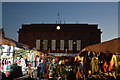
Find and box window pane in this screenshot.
[36,40,40,50]
[60,40,64,50]
[51,40,56,50]
[68,40,73,50]
[77,40,81,51]
[43,40,48,50]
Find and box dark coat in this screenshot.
[0,71,7,80]
[65,60,76,80]
[7,64,22,79]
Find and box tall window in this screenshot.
[77,40,81,51]
[36,40,40,50]
[43,40,48,50]
[68,40,73,50]
[51,40,56,50]
[60,40,64,50]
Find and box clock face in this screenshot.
[56,26,60,30]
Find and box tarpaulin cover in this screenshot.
[81,37,120,53]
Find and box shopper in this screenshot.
[65,57,76,80]
[49,58,58,80]
[37,58,46,79]
[7,63,23,79]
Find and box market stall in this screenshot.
[0,35,30,62]
[79,37,120,79]
[0,32,39,79]
[0,35,32,76]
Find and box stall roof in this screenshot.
[0,35,30,49]
[81,37,120,54]
[0,35,16,46]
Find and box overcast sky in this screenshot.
[1,2,119,42]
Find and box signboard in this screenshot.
[48,53,78,56]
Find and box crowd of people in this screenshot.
[36,57,78,80]
[0,51,120,80]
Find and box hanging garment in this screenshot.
[91,57,99,74]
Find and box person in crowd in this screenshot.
[20,56,27,75]
[37,58,46,79]
[57,60,65,80]
[20,56,26,67]
[7,63,23,80]
[102,52,113,73]
[3,63,8,76]
[27,66,32,77]
[79,58,84,74]
[45,59,50,80]
[5,61,11,76]
[36,64,41,79]
[36,55,40,67]
[75,57,84,80]
[98,52,105,73]
[0,60,7,80]
[82,51,91,80]
[55,58,60,64]
[6,61,11,71]
[25,57,28,67]
[49,58,58,80]
[75,58,80,68]
[76,67,82,80]
[65,57,76,80]
[90,53,99,75]
[0,70,7,80]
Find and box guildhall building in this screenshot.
[18,23,102,54]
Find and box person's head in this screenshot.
[61,60,65,64]
[20,55,23,58]
[52,58,56,63]
[59,60,62,65]
[65,59,69,62]
[55,58,59,62]
[41,59,45,63]
[76,58,79,61]
[36,55,39,58]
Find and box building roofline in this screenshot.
[22,22,98,25]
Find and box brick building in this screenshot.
[18,24,102,54]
